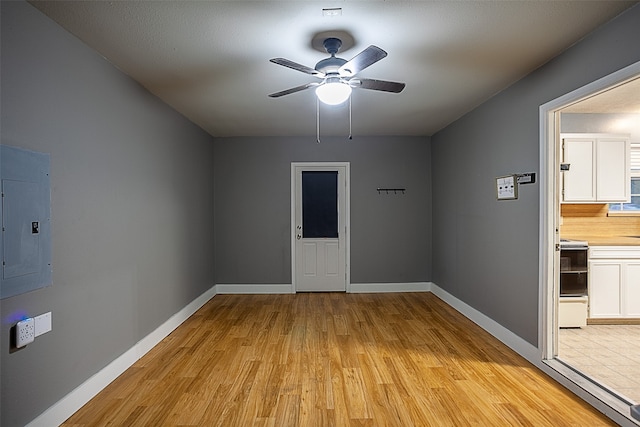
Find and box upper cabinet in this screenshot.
[562,133,630,203]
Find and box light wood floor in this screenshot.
[62,293,615,426]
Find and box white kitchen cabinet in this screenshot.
[625,262,640,317]
[589,261,622,317]
[562,134,630,203]
[589,246,640,319]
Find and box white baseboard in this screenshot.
[429,282,540,362]
[215,283,294,294]
[216,283,431,294]
[26,284,217,427]
[349,282,431,293]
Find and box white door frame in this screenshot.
[291,162,350,292]
[539,60,640,362]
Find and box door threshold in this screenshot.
[544,358,639,425]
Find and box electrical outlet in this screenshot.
[16,318,35,348]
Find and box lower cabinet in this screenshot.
[626,263,640,317]
[589,261,622,318]
[589,246,640,319]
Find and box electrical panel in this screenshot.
[1,145,52,299]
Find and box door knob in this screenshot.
[297,234,301,240]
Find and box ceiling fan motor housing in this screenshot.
[315,57,347,75]
[315,38,347,75]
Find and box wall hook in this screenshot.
[377,188,406,195]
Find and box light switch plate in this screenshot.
[496,175,518,200]
[34,312,52,337]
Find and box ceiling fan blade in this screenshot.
[270,58,324,77]
[339,46,387,77]
[356,78,406,93]
[268,82,320,98]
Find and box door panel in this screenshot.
[563,138,595,201]
[589,262,622,317]
[294,164,348,292]
[325,243,339,276]
[303,243,317,275]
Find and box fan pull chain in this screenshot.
[348,95,353,140]
[316,97,321,144]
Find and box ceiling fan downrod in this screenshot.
[323,37,342,56]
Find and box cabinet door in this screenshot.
[624,262,640,317]
[596,138,630,202]
[563,138,595,202]
[589,261,622,318]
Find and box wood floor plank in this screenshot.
[61,293,617,426]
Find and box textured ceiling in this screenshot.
[29,1,638,137]
[562,77,640,114]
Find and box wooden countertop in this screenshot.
[562,235,640,246]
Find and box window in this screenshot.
[302,171,338,238]
[610,143,640,212]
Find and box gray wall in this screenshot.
[432,4,640,346]
[214,136,432,285]
[3,0,639,424]
[1,2,215,426]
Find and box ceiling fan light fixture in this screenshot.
[316,80,352,105]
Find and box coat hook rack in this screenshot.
[377,188,406,195]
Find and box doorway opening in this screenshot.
[540,60,640,419]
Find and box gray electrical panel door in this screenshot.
[1,145,52,299]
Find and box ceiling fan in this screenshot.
[269,38,406,105]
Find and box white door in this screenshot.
[292,163,348,292]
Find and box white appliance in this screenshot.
[559,296,588,328]
[559,239,589,328]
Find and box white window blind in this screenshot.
[609,143,640,212]
[631,143,640,177]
